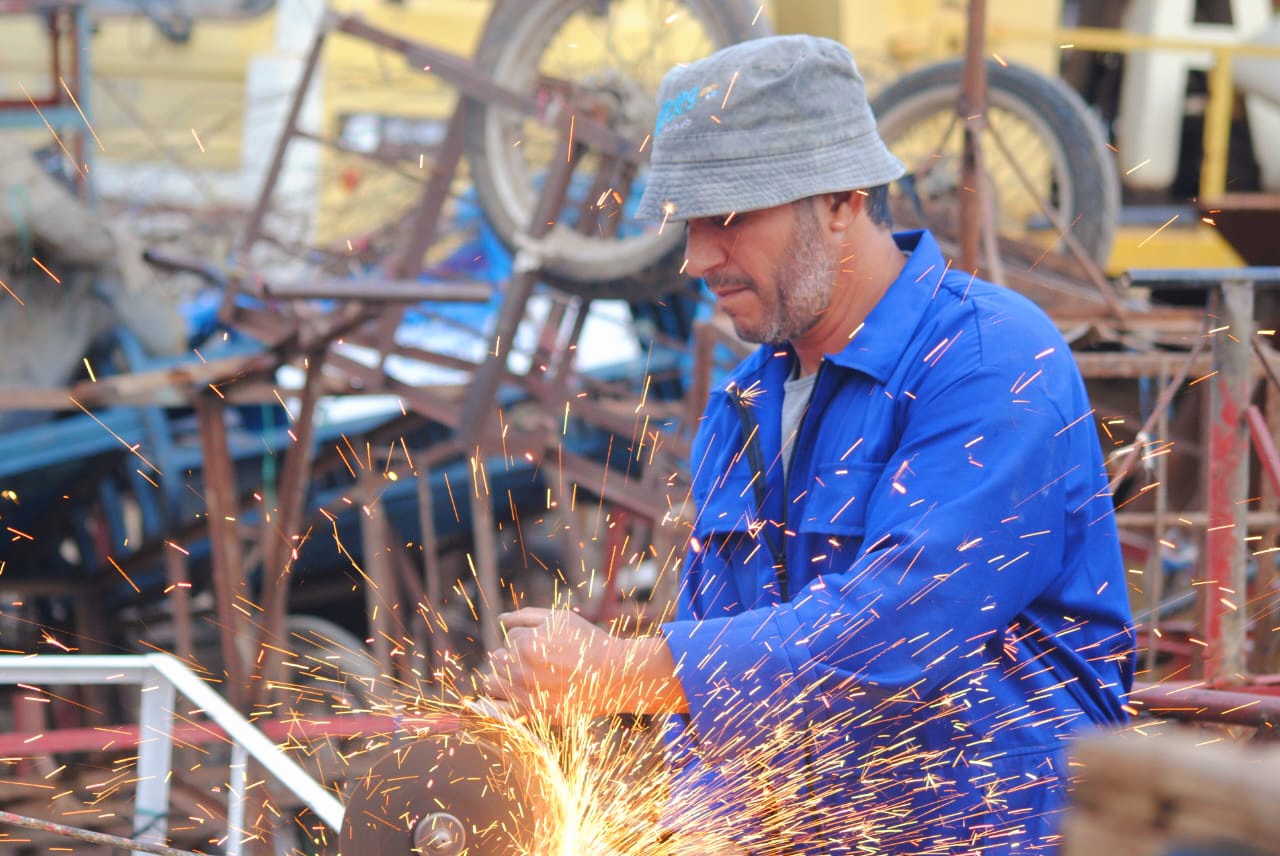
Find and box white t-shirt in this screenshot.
[781,366,818,482]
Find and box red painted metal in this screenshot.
[0,711,457,756]
[1131,679,1280,730]
[1201,284,1254,685]
[1248,403,1280,498]
[0,3,79,111]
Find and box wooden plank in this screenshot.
[1065,731,1280,855]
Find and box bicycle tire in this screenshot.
[871,59,1119,264]
[466,0,767,302]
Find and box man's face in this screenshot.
[684,199,837,345]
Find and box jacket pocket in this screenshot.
[693,472,767,538]
[794,461,884,539]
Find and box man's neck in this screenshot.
[791,229,906,376]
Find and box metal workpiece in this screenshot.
[340,725,551,856]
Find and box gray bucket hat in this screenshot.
[635,34,905,222]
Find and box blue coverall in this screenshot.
[661,230,1135,854]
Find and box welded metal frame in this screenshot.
[1125,267,1280,702]
[0,653,345,854]
[208,5,681,672]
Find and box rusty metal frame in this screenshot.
[1122,268,1280,709]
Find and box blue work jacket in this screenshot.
[661,230,1135,854]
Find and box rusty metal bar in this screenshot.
[454,136,583,436]
[225,12,331,323]
[389,100,470,281]
[0,711,420,757]
[163,548,193,662]
[467,463,502,654]
[1117,510,1280,528]
[1144,362,1171,675]
[958,0,987,274]
[359,467,398,680]
[332,14,638,159]
[1201,280,1253,685]
[251,349,327,708]
[261,278,492,303]
[194,395,248,709]
[0,808,200,856]
[1248,404,1280,500]
[1130,680,1280,729]
[983,119,1125,319]
[414,457,451,666]
[557,449,671,522]
[1106,335,1208,496]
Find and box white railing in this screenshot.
[0,653,345,855]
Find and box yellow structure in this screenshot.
[0,0,1261,270]
[777,0,1062,83]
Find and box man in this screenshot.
[485,34,1135,854]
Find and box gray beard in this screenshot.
[746,206,836,345]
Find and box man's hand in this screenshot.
[480,607,688,720]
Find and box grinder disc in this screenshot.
[340,727,548,855]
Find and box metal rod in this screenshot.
[225,743,249,856]
[226,12,331,322]
[958,0,988,273]
[252,348,327,710]
[1106,333,1208,495]
[1144,362,1171,675]
[454,135,582,435]
[1248,404,1280,499]
[135,676,177,853]
[1202,281,1254,684]
[415,458,452,666]
[983,119,1125,318]
[0,809,200,856]
[1127,267,1280,287]
[162,548,194,662]
[1130,680,1280,729]
[0,654,346,831]
[194,395,248,710]
[468,465,502,654]
[390,100,470,281]
[360,467,398,679]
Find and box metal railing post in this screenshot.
[134,676,176,854]
[0,653,346,850]
[226,743,250,856]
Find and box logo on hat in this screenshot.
[655,82,721,134]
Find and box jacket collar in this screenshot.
[820,229,948,384]
[725,229,950,388]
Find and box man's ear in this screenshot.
[827,191,860,231]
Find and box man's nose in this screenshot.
[683,222,726,280]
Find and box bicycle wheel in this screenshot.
[466,0,767,302]
[871,59,1119,264]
